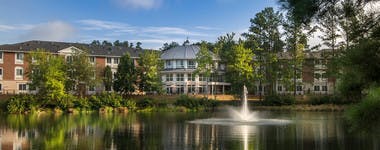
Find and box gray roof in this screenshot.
[0,40,143,57]
[161,45,219,60]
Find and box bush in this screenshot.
[89,92,122,108]
[174,95,218,110]
[73,97,91,109]
[345,87,380,133]
[57,94,75,110]
[7,94,38,114]
[123,100,137,111]
[137,98,155,108]
[310,95,348,105]
[263,94,295,106]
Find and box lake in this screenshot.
[0,110,378,150]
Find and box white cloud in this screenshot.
[195,26,221,30]
[0,24,34,31]
[77,19,134,31]
[19,21,75,41]
[114,0,162,10]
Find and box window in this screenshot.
[89,57,95,63]
[188,60,195,69]
[114,58,119,64]
[199,75,207,81]
[166,74,173,81]
[15,67,23,80]
[296,86,302,91]
[166,86,173,94]
[0,68,3,76]
[107,58,112,64]
[322,73,327,79]
[0,83,2,91]
[277,86,282,91]
[187,74,195,81]
[66,56,73,62]
[0,51,3,63]
[165,60,172,68]
[176,85,184,94]
[176,60,184,68]
[188,85,196,93]
[16,53,24,61]
[314,86,320,91]
[199,85,206,94]
[18,84,27,91]
[177,74,184,81]
[89,86,95,91]
[322,86,328,91]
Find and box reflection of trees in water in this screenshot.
[0,112,378,149]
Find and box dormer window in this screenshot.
[15,53,24,64]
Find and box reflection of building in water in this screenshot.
[0,129,29,150]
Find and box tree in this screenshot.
[183,39,190,46]
[102,40,112,46]
[194,42,213,96]
[27,49,67,103]
[65,49,97,96]
[243,7,285,96]
[136,42,142,50]
[129,43,134,48]
[283,12,308,97]
[113,53,138,95]
[113,40,121,46]
[161,42,180,51]
[103,66,113,91]
[121,41,129,47]
[138,51,163,94]
[227,42,256,95]
[91,40,101,46]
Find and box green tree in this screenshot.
[283,13,308,97]
[195,42,213,96]
[161,41,180,51]
[136,42,142,50]
[27,49,67,103]
[138,50,163,94]
[113,53,138,95]
[227,42,256,95]
[243,7,284,96]
[103,66,113,91]
[65,49,97,96]
[113,40,121,46]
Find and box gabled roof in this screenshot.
[161,45,219,60]
[0,40,143,57]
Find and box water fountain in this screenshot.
[189,85,291,126]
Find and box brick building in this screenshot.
[0,41,142,94]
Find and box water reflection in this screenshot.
[0,112,378,150]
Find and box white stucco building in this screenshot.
[160,45,231,94]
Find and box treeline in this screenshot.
[90,40,143,49]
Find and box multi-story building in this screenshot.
[0,40,141,94]
[0,40,335,96]
[160,45,231,94]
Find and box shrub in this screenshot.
[57,94,75,110]
[137,98,155,108]
[7,94,38,114]
[310,95,348,105]
[345,87,380,133]
[89,92,122,108]
[174,95,218,110]
[123,100,137,111]
[73,97,91,109]
[263,94,295,106]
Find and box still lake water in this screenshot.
[0,110,378,150]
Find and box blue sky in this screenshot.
[0,0,279,49]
